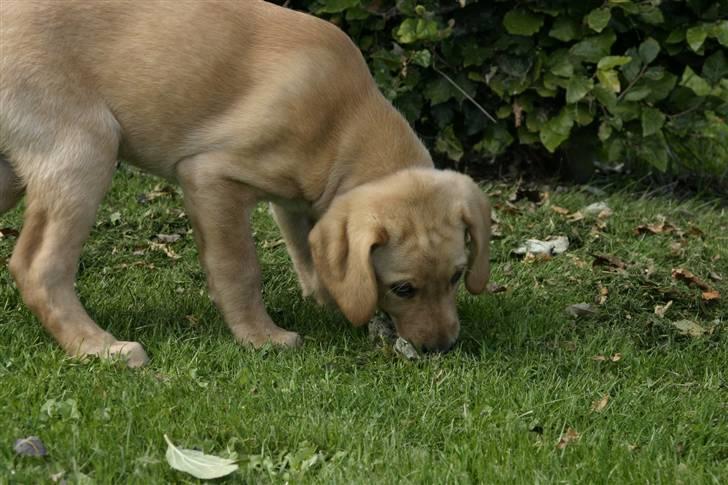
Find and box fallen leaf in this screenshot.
[394,337,420,360]
[684,225,704,238]
[109,211,122,224]
[0,227,19,239]
[671,268,712,291]
[368,314,397,344]
[50,471,65,483]
[566,303,597,318]
[701,290,721,302]
[671,319,707,337]
[14,436,47,457]
[486,283,508,293]
[708,271,722,282]
[513,236,569,257]
[262,238,286,249]
[164,434,238,480]
[582,201,612,218]
[591,394,610,413]
[635,218,676,235]
[566,211,585,222]
[149,242,181,260]
[550,205,570,215]
[595,285,608,305]
[556,427,580,449]
[155,233,181,244]
[591,353,621,362]
[654,301,673,318]
[592,253,627,270]
[669,241,685,257]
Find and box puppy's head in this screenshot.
[309,168,490,352]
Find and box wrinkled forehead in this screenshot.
[372,213,467,282]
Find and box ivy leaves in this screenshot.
[308,0,728,173]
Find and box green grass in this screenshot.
[1,167,726,483]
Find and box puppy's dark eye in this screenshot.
[450,269,464,286]
[391,281,417,299]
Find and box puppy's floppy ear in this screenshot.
[459,177,491,294]
[309,202,387,326]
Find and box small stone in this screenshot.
[14,436,47,457]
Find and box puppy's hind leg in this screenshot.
[0,155,24,214]
[8,131,149,368]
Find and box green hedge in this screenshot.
[285,0,728,176]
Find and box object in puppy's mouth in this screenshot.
[368,313,420,360]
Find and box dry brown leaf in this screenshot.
[669,241,685,257]
[671,268,712,291]
[701,290,721,302]
[591,394,610,413]
[654,301,673,318]
[592,353,621,362]
[512,100,523,128]
[155,233,181,244]
[0,227,19,239]
[596,285,608,305]
[556,427,580,449]
[567,211,585,222]
[550,205,570,215]
[635,217,676,235]
[486,283,508,293]
[149,242,181,260]
[592,253,627,270]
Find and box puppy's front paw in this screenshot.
[232,325,303,349]
[106,341,150,368]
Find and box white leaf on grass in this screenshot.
[566,303,598,318]
[513,236,569,257]
[164,434,238,480]
[671,320,707,337]
[582,201,613,218]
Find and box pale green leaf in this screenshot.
[641,107,665,137]
[586,8,612,33]
[671,320,707,337]
[539,108,574,152]
[549,17,580,41]
[638,37,660,64]
[597,69,621,93]
[597,56,632,70]
[686,25,708,52]
[680,66,712,97]
[571,32,617,63]
[503,9,544,36]
[435,126,464,162]
[566,76,594,104]
[164,435,238,480]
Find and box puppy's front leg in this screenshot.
[269,203,333,306]
[177,156,301,348]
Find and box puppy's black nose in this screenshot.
[422,339,455,354]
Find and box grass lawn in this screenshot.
[1,167,726,483]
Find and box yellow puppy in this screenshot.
[0,0,490,366]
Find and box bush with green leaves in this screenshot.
[287,0,728,176]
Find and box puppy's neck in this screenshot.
[314,91,433,213]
